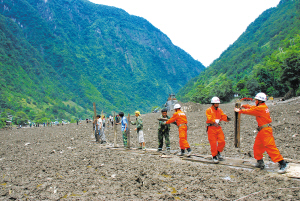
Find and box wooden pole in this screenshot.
[127,113,130,149]
[234,102,241,148]
[114,112,117,147]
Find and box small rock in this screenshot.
[111,174,116,178]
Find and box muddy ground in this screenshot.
[0,97,300,200]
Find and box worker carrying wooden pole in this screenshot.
[234,92,288,174]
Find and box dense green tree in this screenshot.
[13,111,28,125]
[178,0,300,103]
[281,52,300,92]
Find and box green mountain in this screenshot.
[0,0,205,126]
[178,0,300,103]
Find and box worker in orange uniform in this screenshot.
[234,92,288,174]
[165,104,192,156]
[206,97,231,163]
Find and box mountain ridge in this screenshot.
[0,0,205,126]
[177,0,300,103]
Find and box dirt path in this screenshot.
[0,98,299,200]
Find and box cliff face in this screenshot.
[0,0,205,118]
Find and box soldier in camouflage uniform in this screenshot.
[131,111,146,150]
[158,108,171,152]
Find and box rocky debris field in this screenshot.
[0,97,300,200]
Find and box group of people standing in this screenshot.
[205,92,288,174]
[95,92,289,174]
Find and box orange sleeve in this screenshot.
[166,112,178,124]
[240,105,262,116]
[206,108,215,124]
[242,104,252,109]
[220,109,228,121]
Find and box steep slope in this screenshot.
[0,0,205,123]
[178,0,300,103]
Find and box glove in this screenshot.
[227,117,231,121]
[215,119,220,124]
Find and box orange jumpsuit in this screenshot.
[206,106,228,157]
[239,103,283,162]
[166,109,190,150]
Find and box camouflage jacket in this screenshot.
[131,116,143,132]
[158,115,170,132]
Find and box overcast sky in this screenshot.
[89,0,280,67]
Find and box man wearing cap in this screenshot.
[206,97,230,163]
[157,108,171,152]
[234,92,288,174]
[165,104,192,156]
[131,111,146,150]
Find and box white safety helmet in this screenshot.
[174,104,181,109]
[255,92,267,102]
[211,97,220,104]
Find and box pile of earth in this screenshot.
[0,97,299,200]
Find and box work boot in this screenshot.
[187,150,192,157]
[138,146,142,149]
[217,151,224,161]
[177,149,185,156]
[143,146,146,151]
[213,156,219,164]
[255,159,265,169]
[186,148,192,157]
[157,148,162,152]
[278,160,289,174]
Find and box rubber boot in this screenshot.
[255,159,265,169]
[213,156,219,163]
[217,151,224,161]
[177,149,185,156]
[278,160,289,174]
[186,148,192,157]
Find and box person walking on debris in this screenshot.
[131,111,146,150]
[206,97,231,163]
[157,108,171,152]
[165,104,192,156]
[93,115,102,143]
[234,92,288,174]
[116,112,128,147]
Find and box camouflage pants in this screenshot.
[122,131,127,147]
[158,130,170,150]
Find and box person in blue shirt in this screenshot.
[116,112,128,147]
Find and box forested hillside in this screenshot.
[178,0,300,103]
[0,0,205,126]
